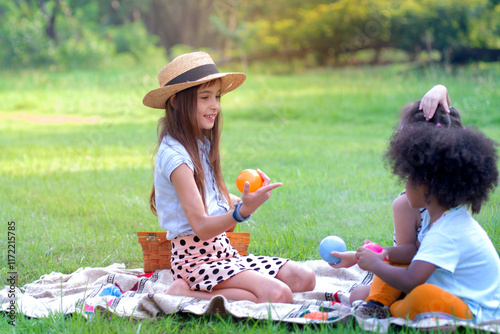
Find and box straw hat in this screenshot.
[143,52,246,109]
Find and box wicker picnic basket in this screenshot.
[137,231,251,273]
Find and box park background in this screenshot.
[1,0,499,333]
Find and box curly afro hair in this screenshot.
[386,123,498,214]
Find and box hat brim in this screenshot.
[143,72,246,109]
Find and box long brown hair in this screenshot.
[149,79,231,216]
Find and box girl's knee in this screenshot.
[278,262,316,292]
[299,267,316,291]
[349,285,371,305]
[263,283,293,303]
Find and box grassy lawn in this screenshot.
[1,62,499,333]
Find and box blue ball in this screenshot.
[319,236,347,264]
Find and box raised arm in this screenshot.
[172,165,281,240]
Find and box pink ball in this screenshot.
[363,241,383,253]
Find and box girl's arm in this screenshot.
[356,247,436,293]
[332,194,421,268]
[171,164,281,240]
[329,251,358,269]
[227,193,242,232]
[419,84,451,120]
[383,194,420,264]
[229,193,241,205]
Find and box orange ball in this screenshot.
[236,169,263,193]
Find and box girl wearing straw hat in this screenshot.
[143,52,315,303]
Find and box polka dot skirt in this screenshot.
[170,232,288,292]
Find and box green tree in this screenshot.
[0,1,57,66]
[389,0,488,61]
[0,0,162,68]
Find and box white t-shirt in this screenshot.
[414,206,500,323]
[154,135,230,240]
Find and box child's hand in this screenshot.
[355,246,385,272]
[329,251,358,269]
[239,169,282,217]
[362,239,389,261]
[419,84,450,120]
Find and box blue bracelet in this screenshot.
[232,202,251,223]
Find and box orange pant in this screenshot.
[365,263,406,306]
[367,268,473,320]
[390,284,473,320]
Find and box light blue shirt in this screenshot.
[154,135,230,240]
[414,206,500,323]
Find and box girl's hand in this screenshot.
[329,251,358,269]
[355,246,385,272]
[362,239,389,261]
[239,169,282,217]
[419,84,451,120]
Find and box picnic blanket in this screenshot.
[2,261,500,332]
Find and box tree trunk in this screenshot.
[39,0,61,44]
[141,0,218,58]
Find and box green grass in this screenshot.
[1,62,499,333]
